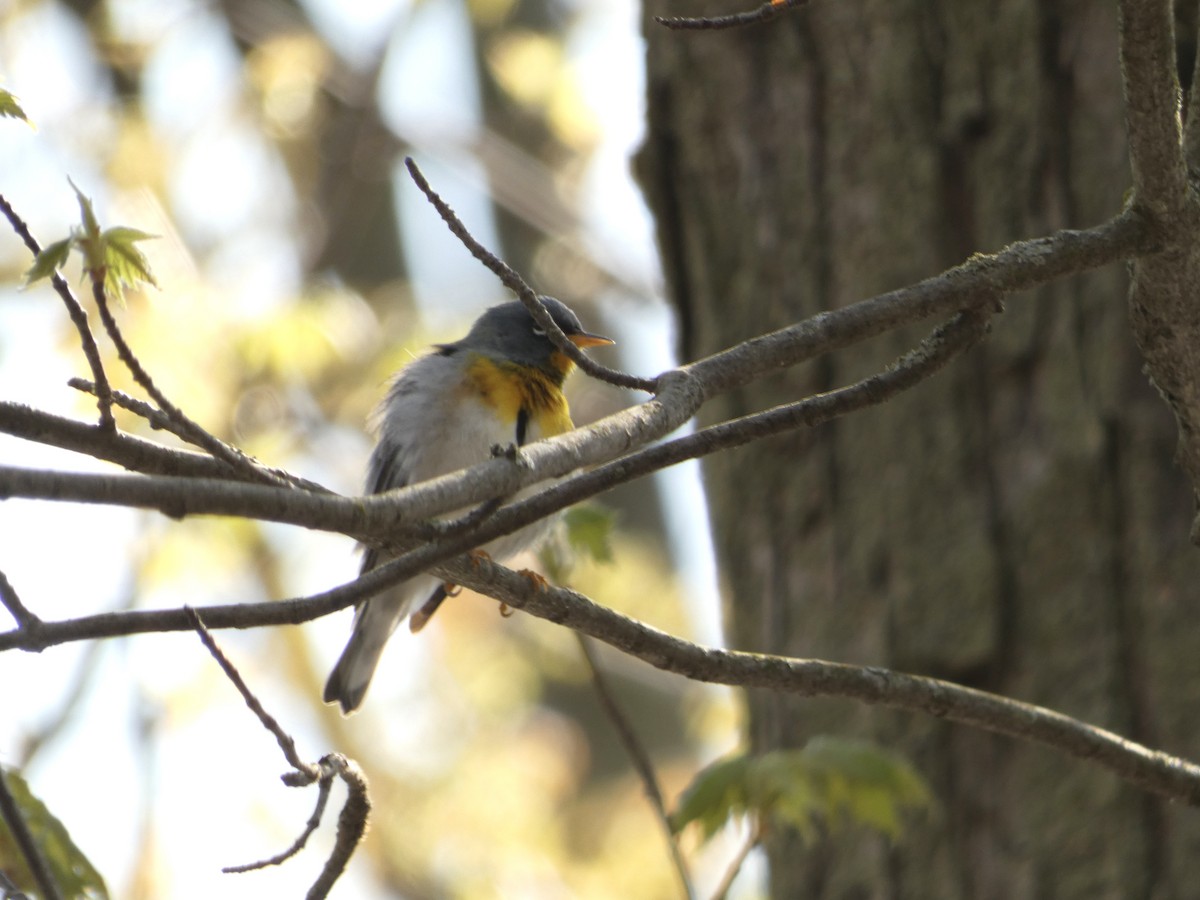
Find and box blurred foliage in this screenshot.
[672,739,932,844]
[0,87,30,125]
[0,766,109,899]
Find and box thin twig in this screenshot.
[87,275,294,489]
[0,193,115,430]
[0,569,39,630]
[67,379,333,493]
[578,634,695,900]
[186,611,368,893]
[709,821,761,900]
[223,774,335,873]
[656,0,810,31]
[0,401,332,486]
[0,767,64,900]
[403,157,658,394]
[185,607,317,779]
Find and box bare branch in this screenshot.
[186,607,317,780]
[224,771,334,874]
[0,766,63,900]
[403,157,658,394]
[656,0,810,31]
[684,209,1152,397]
[578,634,694,900]
[1118,0,1200,536]
[0,192,115,430]
[186,611,368,895]
[88,275,294,489]
[0,401,249,480]
[66,379,333,493]
[445,558,1200,808]
[1118,0,1189,215]
[305,754,370,900]
[0,569,39,630]
[1184,11,1200,171]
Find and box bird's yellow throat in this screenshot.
[463,354,574,438]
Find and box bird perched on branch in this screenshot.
[324,297,614,713]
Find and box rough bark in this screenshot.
[639,1,1200,897]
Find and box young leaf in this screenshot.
[671,738,931,844]
[102,226,159,300]
[68,178,105,274]
[0,766,109,899]
[23,237,74,287]
[0,88,31,126]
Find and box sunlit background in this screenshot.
[0,0,757,897]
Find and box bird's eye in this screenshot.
[532,326,546,336]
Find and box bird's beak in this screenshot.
[568,332,615,348]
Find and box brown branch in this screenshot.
[305,754,370,900]
[66,380,333,493]
[223,773,334,873]
[1118,0,1189,216]
[403,157,658,394]
[1184,10,1200,172]
[656,0,810,31]
[0,568,39,630]
[0,766,63,900]
[0,193,115,430]
[577,635,694,900]
[446,558,1200,808]
[1117,0,1200,536]
[186,610,368,895]
[186,607,317,779]
[87,275,294,489]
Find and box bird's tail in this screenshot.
[323,620,389,715]
[324,578,437,714]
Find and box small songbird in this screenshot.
[323,297,614,713]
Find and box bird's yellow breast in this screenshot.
[463,354,574,439]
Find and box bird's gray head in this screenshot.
[454,297,612,373]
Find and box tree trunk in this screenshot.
[638,1,1200,897]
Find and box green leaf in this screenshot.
[670,753,756,839]
[0,88,31,127]
[563,504,616,565]
[0,766,109,899]
[23,237,74,287]
[671,738,931,844]
[68,179,105,275]
[101,225,159,300]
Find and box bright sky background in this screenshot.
[0,1,751,897]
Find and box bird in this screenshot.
[323,297,614,714]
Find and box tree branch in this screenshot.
[444,558,1200,808]
[0,193,115,431]
[656,0,810,31]
[1118,0,1200,536]
[403,157,658,394]
[1118,0,1188,215]
[88,275,295,489]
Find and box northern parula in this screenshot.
[324,297,614,713]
